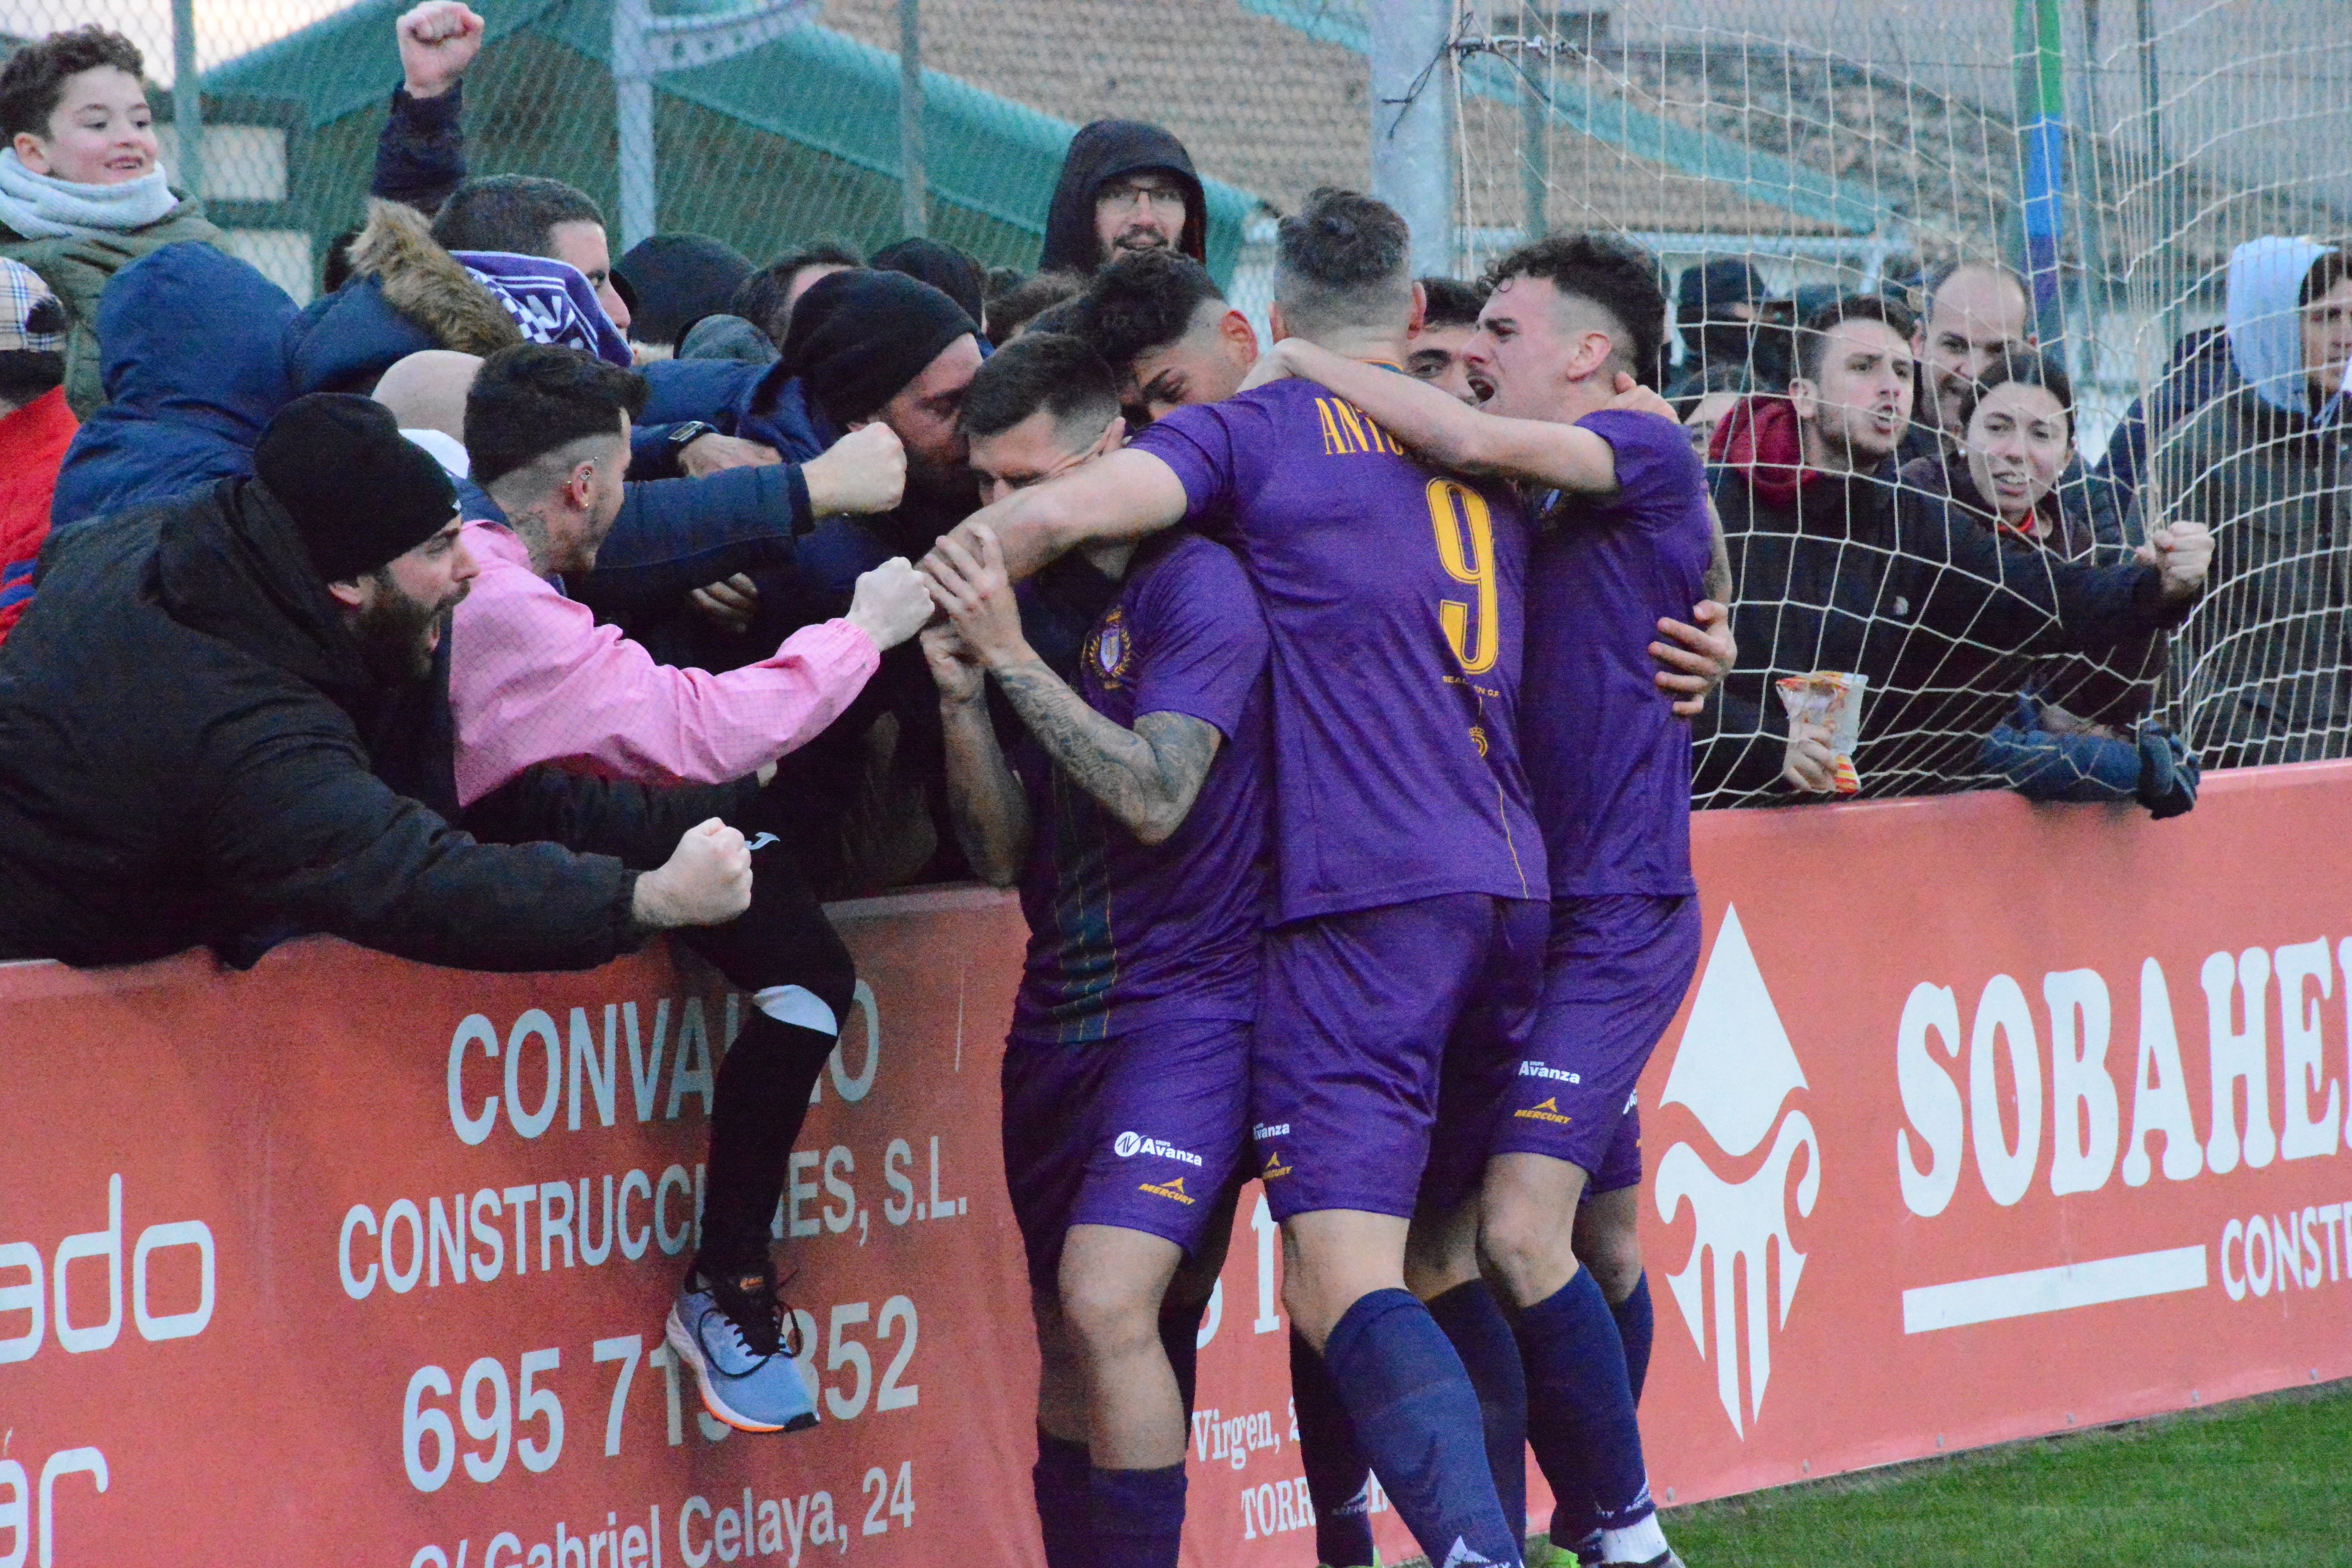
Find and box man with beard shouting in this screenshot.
[0,392,749,970]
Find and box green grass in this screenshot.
[1398,1380,2352,1568]
[1642,1381,2352,1568]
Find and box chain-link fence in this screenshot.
[6,0,2348,802]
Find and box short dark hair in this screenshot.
[985,269,1084,347]
[961,332,1120,442]
[1955,345,2074,438]
[0,26,143,140]
[1023,295,1085,340]
[2302,249,2352,308]
[465,343,648,489]
[1485,233,1668,389]
[1071,251,1225,374]
[1794,294,1916,385]
[731,242,862,345]
[1419,275,1489,331]
[431,176,604,259]
[1274,188,1412,338]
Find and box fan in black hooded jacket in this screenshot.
[0,464,702,972]
[1037,120,1209,277]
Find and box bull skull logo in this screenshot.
[1655,905,1821,1437]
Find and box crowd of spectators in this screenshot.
[0,0,2328,968]
[0,6,2304,1554]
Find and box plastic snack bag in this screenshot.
[1776,671,1869,795]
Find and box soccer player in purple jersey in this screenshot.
[918,332,1271,1568]
[1252,235,1713,1568]
[927,188,1565,1568]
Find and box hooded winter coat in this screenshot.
[2143,237,2352,767]
[48,242,296,527]
[0,477,646,971]
[1037,121,1208,276]
[0,185,223,419]
[1698,394,2189,803]
[283,199,523,398]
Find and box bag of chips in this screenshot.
[1776,671,1868,795]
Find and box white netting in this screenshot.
[1436,1,2351,806]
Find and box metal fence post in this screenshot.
[170,0,204,200]
[1369,0,1456,277]
[899,0,927,239]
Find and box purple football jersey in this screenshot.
[1524,409,1714,896]
[1131,376,1543,922]
[1009,531,1272,1044]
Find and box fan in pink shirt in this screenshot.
[399,340,936,1433]
[411,348,932,806]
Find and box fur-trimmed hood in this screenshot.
[284,199,521,396]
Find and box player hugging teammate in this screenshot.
[922,197,1716,1568]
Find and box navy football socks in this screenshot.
[1290,1328,1377,1567]
[1033,1430,1094,1568]
[1092,1463,1187,1568]
[1611,1273,1654,1405]
[1518,1270,1654,1544]
[1322,1288,1524,1568]
[1427,1279,1530,1541]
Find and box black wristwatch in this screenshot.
[666,421,719,461]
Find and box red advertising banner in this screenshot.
[6,764,2352,1565]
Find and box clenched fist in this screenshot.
[397,1,484,99]
[846,557,936,652]
[632,818,752,929]
[804,424,908,517]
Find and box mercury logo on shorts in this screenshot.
[1113,1131,1204,1167]
[1518,1061,1582,1084]
[1261,1148,1293,1180]
[1139,1175,1196,1206]
[1514,1096,1575,1125]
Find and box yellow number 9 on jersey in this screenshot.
[1427,478,1499,675]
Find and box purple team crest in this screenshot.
[1092,610,1131,685]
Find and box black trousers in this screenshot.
[467,769,856,1278]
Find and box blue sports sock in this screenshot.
[1321,1288,1523,1568]
[1033,1430,1094,1568]
[1610,1274,1654,1406]
[1290,1328,1377,1567]
[1427,1279,1529,1541]
[1518,1270,1653,1536]
[1092,1464,1186,1568]
[1159,1294,1207,1422]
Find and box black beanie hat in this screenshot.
[780,269,979,426]
[869,237,987,329]
[254,394,458,584]
[617,232,755,347]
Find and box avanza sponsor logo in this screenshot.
[1112,1132,1203,1167]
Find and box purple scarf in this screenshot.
[454,250,632,366]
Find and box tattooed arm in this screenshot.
[920,621,1030,886]
[924,527,1224,845]
[991,666,1221,844]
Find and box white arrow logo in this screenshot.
[1655,905,1822,1437]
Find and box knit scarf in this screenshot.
[0,149,180,240]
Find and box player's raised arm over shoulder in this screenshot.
[930,447,1191,585]
[1265,337,1623,493]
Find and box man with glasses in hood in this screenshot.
[1038,120,1209,278]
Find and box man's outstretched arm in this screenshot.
[929,448,1192,585]
[1255,338,1638,494]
